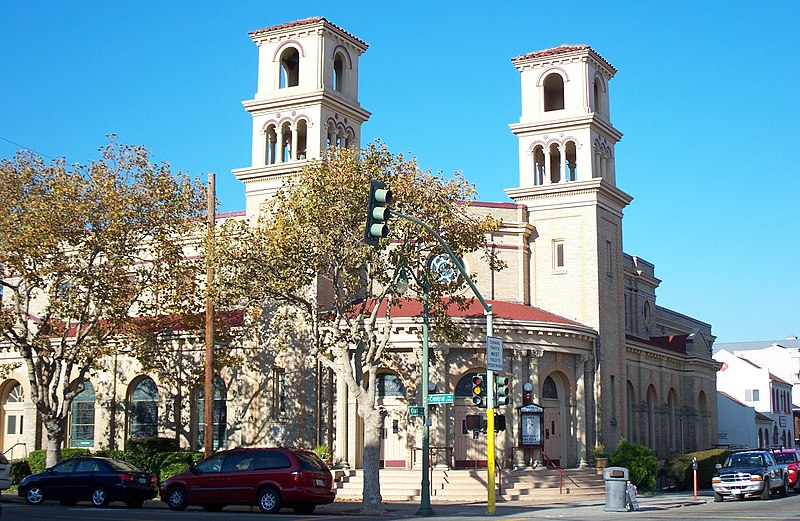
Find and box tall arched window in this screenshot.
[129,377,158,438]
[279,47,300,88]
[646,385,656,449]
[667,389,677,453]
[195,378,227,451]
[533,145,546,185]
[543,73,565,111]
[626,381,636,442]
[698,391,708,449]
[333,52,345,92]
[265,124,277,165]
[70,380,95,448]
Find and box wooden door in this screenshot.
[380,405,407,468]
[543,406,561,466]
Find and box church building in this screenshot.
[0,17,719,471]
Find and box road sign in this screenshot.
[409,406,425,417]
[428,393,454,404]
[487,336,503,371]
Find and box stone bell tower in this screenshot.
[233,17,371,218]
[505,45,632,446]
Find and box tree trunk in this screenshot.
[43,418,65,468]
[360,405,385,514]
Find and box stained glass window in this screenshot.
[129,377,158,438]
[70,380,95,447]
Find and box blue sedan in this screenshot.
[18,456,158,507]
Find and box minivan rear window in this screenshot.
[296,452,327,470]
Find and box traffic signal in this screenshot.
[494,413,506,432]
[465,414,482,431]
[495,375,510,406]
[364,180,393,247]
[471,374,486,407]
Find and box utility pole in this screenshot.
[204,173,216,458]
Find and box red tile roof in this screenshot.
[512,44,615,72]
[249,17,367,48]
[367,298,586,327]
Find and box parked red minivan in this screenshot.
[160,448,335,514]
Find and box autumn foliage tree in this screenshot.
[0,140,207,467]
[214,143,502,513]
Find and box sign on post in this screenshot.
[486,336,503,372]
[428,393,454,404]
[409,406,425,417]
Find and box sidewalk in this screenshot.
[317,490,711,518]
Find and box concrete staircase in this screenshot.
[333,467,606,502]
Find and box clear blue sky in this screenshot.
[2,1,798,343]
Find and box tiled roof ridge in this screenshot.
[512,44,615,72]
[249,17,367,47]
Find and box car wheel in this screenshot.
[167,486,188,511]
[25,486,45,505]
[294,504,316,514]
[713,492,723,502]
[258,487,282,514]
[91,487,110,507]
[202,504,224,512]
[126,499,144,508]
[780,477,789,497]
[761,478,771,500]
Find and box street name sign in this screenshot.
[409,406,425,417]
[428,393,454,404]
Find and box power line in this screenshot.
[0,136,54,160]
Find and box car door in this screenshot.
[218,451,257,504]
[41,459,78,500]
[184,453,225,503]
[68,458,102,500]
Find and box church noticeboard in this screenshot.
[518,403,544,447]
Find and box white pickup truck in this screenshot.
[712,450,789,502]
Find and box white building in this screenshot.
[714,349,795,448]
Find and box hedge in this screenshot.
[10,459,31,484]
[27,448,92,475]
[664,448,730,490]
[123,437,179,473]
[609,439,658,491]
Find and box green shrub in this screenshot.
[664,448,729,490]
[93,449,126,461]
[158,462,193,483]
[26,447,91,475]
[609,438,658,491]
[10,459,31,484]
[26,450,46,475]
[124,437,179,473]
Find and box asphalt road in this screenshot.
[2,492,800,521]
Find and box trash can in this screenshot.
[603,466,629,512]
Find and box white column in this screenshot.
[277,127,286,163]
[530,349,542,468]
[335,375,350,468]
[543,149,551,185]
[560,144,568,183]
[576,355,588,468]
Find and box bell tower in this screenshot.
[233,17,371,218]
[505,45,632,446]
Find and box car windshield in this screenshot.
[726,454,763,467]
[107,459,142,472]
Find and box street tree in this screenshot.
[0,139,207,467]
[214,143,503,514]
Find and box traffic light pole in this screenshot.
[389,210,497,515]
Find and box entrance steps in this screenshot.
[333,467,606,502]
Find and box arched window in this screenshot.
[565,141,577,181]
[646,385,657,449]
[265,124,277,165]
[195,377,227,451]
[698,391,708,449]
[593,76,605,115]
[129,377,158,438]
[668,389,677,453]
[279,47,300,88]
[377,374,405,398]
[626,381,636,442]
[280,121,292,162]
[542,376,558,399]
[773,425,779,446]
[295,119,308,160]
[333,52,345,92]
[533,145,546,185]
[543,73,565,111]
[70,380,95,448]
[548,143,561,183]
